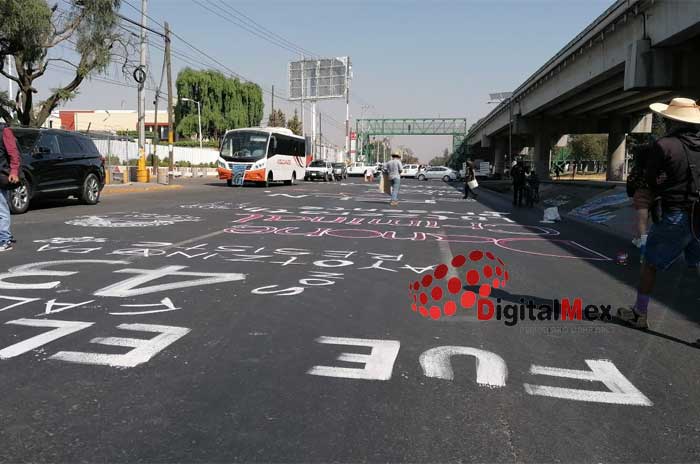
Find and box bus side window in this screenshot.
[268,136,277,157]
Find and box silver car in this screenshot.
[416,166,458,182]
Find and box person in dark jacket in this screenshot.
[526,168,540,207]
[463,159,478,201]
[511,159,526,207]
[618,98,700,330]
[0,126,21,251]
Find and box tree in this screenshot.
[568,134,608,161]
[267,109,286,128]
[0,0,136,126]
[287,109,302,136]
[397,145,419,164]
[429,148,450,166]
[175,68,264,140]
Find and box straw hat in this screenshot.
[649,97,700,124]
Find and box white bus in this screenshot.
[217,127,307,187]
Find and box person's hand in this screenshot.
[656,172,667,185]
[8,174,19,184]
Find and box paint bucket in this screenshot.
[616,252,629,265]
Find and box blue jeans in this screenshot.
[390,177,400,202]
[644,210,700,270]
[0,189,10,244]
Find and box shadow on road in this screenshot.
[446,181,700,347]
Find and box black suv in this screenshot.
[9,128,105,214]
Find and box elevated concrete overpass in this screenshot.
[467,0,700,180]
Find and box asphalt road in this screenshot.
[1,176,699,463]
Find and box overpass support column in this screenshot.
[607,119,626,181]
[533,131,552,180]
[493,138,506,175]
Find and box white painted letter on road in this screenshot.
[0,319,93,359]
[94,265,246,297]
[523,359,652,406]
[307,336,400,381]
[419,346,507,388]
[51,323,190,368]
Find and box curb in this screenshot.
[102,184,183,195]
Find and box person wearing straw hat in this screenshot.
[617,97,700,330]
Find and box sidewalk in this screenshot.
[102,182,183,196]
[480,179,636,242]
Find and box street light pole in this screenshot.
[181,98,202,150]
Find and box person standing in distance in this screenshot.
[384,153,403,207]
[0,125,21,251]
[618,98,700,330]
[463,158,478,201]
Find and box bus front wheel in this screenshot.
[265,172,273,187]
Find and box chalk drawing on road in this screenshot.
[51,323,191,368]
[0,319,94,360]
[419,346,508,387]
[0,295,41,312]
[307,336,401,381]
[66,213,202,228]
[569,192,631,224]
[108,297,180,316]
[524,359,652,406]
[34,237,108,244]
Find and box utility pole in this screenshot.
[312,102,316,159]
[300,55,305,138]
[318,112,322,161]
[271,85,274,123]
[345,58,351,163]
[136,0,149,182]
[165,21,174,171]
[151,94,159,168]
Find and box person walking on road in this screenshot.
[511,159,526,207]
[463,158,478,201]
[383,153,403,207]
[0,126,21,251]
[618,98,700,330]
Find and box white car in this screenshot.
[347,162,375,177]
[401,164,420,178]
[416,166,458,182]
[304,160,334,181]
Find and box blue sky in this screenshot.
[38,0,613,162]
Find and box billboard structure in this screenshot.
[289,57,349,101]
[289,57,351,161]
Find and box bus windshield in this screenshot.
[220,131,269,162]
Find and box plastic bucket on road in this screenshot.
[157,168,170,185]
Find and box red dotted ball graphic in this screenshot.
[408,249,508,321]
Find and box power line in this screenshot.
[194,0,305,56]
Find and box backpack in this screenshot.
[681,142,700,241]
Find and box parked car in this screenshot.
[8,128,106,214]
[416,166,458,182]
[347,162,375,177]
[401,164,420,178]
[332,163,347,180]
[304,160,334,181]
